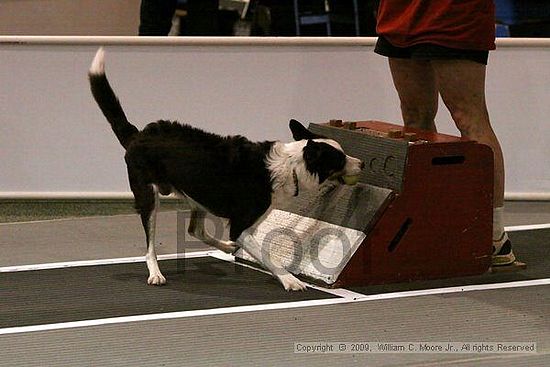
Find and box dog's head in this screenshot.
[288,119,364,186]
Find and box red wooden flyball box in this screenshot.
[309,120,494,287]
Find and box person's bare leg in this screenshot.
[432,60,504,208]
[432,59,514,264]
[388,58,439,131]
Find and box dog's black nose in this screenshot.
[360,161,366,170]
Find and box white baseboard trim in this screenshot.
[0,191,549,201]
[0,192,177,200]
[504,192,550,201]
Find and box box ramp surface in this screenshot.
[235,182,393,284]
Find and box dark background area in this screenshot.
[173,0,550,37]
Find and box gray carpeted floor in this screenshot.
[0,200,548,367]
[0,199,185,223]
[0,257,335,329]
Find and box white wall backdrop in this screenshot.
[0,37,548,199]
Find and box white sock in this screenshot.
[492,206,507,253]
[493,206,504,240]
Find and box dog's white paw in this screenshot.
[147,273,167,286]
[278,273,307,291]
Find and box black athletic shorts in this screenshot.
[375,36,489,65]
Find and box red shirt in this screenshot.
[376,0,496,51]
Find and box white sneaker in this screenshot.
[492,233,516,266]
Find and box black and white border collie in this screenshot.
[88,48,363,291]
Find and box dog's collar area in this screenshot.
[292,169,299,197]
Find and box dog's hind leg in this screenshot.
[187,208,237,254]
[144,184,166,285]
[130,175,166,285]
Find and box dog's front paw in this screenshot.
[278,273,307,291]
[220,240,238,254]
[147,272,167,286]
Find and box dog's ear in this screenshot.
[303,139,322,161]
[303,140,329,183]
[289,119,321,141]
[304,139,320,157]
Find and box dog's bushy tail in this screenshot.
[88,48,138,149]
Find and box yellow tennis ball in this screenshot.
[342,175,360,185]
